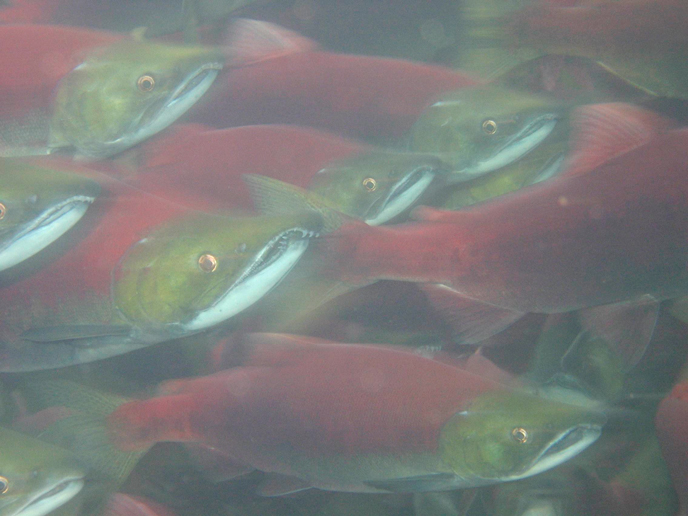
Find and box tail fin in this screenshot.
[17,380,146,486]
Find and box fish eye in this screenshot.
[0,203,5,220]
[198,253,218,273]
[137,74,156,92]
[511,427,528,444]
[362,177,377,192]
[482,119,498,135]
[0,476,9,494]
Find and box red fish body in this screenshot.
[656,381,688,516]
[187,20,482,142]
[102,494,178,516]
[0,24,122,120]
[322,105,688,313]
[117,123,367,211]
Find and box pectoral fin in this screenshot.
[21,325,132,344]
[577,295,659,371]
[364,472,458,492]
[256,473,312,497]
[420,284,525,344]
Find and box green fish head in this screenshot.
[49,39,224,159]
[0,428,85,516]
[113,212,322,333]
[439,390,605,484]
[309,151,450,225]
[410,86,564,176]
[0,160,100,272]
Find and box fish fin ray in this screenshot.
[564,103,675,178]
[256,473,312,497]
[364,472,457,492]
[21,324,133,343]
[577,295,659,371]
[420,284,525,344]
[226,19,318,66]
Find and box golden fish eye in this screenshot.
[198,253,218,273]
[0,203,5,220]
[362,177,377,192]
[137,75,155,92]
[511,427,528,444]
[0,476,9,494]
[482,119,498,135]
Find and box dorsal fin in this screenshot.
[564,103,674,178]
[226,19,319,66]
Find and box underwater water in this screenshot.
[0,0,687,515]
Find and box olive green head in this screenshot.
[49,39,224,159]
[308,151,450,225]
[0,427,85,516]
[439,390,605,484]
[0,159,100,271]
[113,212,322,333]
[410,86,564,176]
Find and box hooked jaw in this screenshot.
[13,476,84,516]
[454,114,559,179]
[513,422,603,481]
[0,195,96,272]
[182,228,314,332]
[364,166,440,225]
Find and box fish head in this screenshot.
[0,160,100,272]
[309,151,450,225]
[410,87,563,176]
[439,390,605,484]
[0,429,85,516]
[49,39,224,159]
[113,212,322,333]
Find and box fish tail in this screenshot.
[17,380,145,486]
[107,394,199,452]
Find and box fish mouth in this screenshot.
[17,477,83,516]
[0,195,95,272]
[455,114,559,179]
[135,62,222,140]
[364,166,438,226]
[182,228,315,331]
[517,424,602,480]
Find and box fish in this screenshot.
[106,334,605,494]
[456,0,688,99]
[307,151,451,225]
[0,426,86,516]
[109,123,368,212]
[186,19,483,144]
[101,494,178,516]
[246,103,680,361]
[0,168,321,372]
[656,380,688,516]
[0,24,223,159]
[110,124,449,226]
[409,85,566,177]
[0,158,100,272]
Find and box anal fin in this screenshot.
[256,473,312,497]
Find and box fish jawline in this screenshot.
[509,425,601,481]
[183,237,310,331]
[18,478,83,516]
[461,116,558,176]
[0,196,93,272]
[365,169,435,226]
